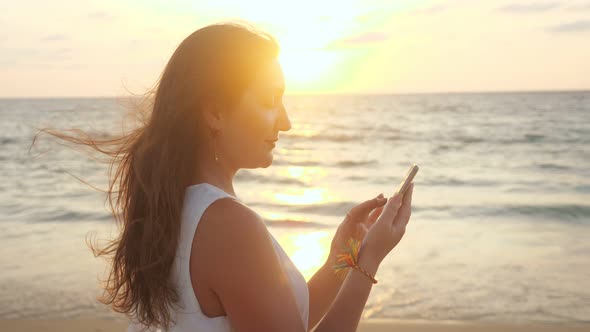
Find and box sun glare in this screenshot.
[279,50,343,92]
[215,0,371,93]
[272,188,329,205]
[278,231,332,280]
[279,166,328,184]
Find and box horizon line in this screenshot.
[1,88,589,99]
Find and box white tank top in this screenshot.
[126,182,309,332]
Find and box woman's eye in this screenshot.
[260,92,282,109]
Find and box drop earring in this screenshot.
[212,129,220,162]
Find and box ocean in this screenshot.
[1,92,589,325]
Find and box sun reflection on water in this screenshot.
[281,166,328,184]
[275,231,332,281]
[267,187,336,206]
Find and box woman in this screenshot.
[40,22,413,331]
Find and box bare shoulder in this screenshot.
[198,197,267,244]
[193,198,305,331]
[192,197,271,284]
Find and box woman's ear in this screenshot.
[201,98,224,134]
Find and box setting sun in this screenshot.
[279,50,344,93]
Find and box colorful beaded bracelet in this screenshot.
[332,237,378,284]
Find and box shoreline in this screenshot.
[0,319,587,332]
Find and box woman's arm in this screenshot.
[306,259,345,330]
[310,249,380,332]
[313,186,413,332]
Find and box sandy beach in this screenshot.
[1,319,588,332]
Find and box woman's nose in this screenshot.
[277,105,291,132]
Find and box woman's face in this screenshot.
[218,59,291,169]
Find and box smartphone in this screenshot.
[396,164,419,195]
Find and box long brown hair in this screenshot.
[30,22,279,331]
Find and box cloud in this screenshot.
[87,11,116,20]
[565,3,590,11]
[40,34,69,42]
[547,20,590,32]
[2,47,72,67]
[340,32,390,44]
[325,32,390,49]
[498,2,561,13]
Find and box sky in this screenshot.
[1,0,589,97]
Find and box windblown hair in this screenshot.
[30,22,279,331]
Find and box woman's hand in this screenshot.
[362,183,414,263]
[327,193,389,266]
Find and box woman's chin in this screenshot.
[261,152,274,167]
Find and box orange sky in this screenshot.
[1,0,590,97]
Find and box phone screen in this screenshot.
[396,164,419,195]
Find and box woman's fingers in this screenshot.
[348,194,387,221]
[378,193,403,223]
[393,183,414,226]
[367,204,385,225]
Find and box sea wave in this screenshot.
[283,132,364,142]
[19,209,113,223]
[235,170,306,186]
[263,219,329,228]
[0,137,17,145]
[416,203,590,222]
[252,202,590,223]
